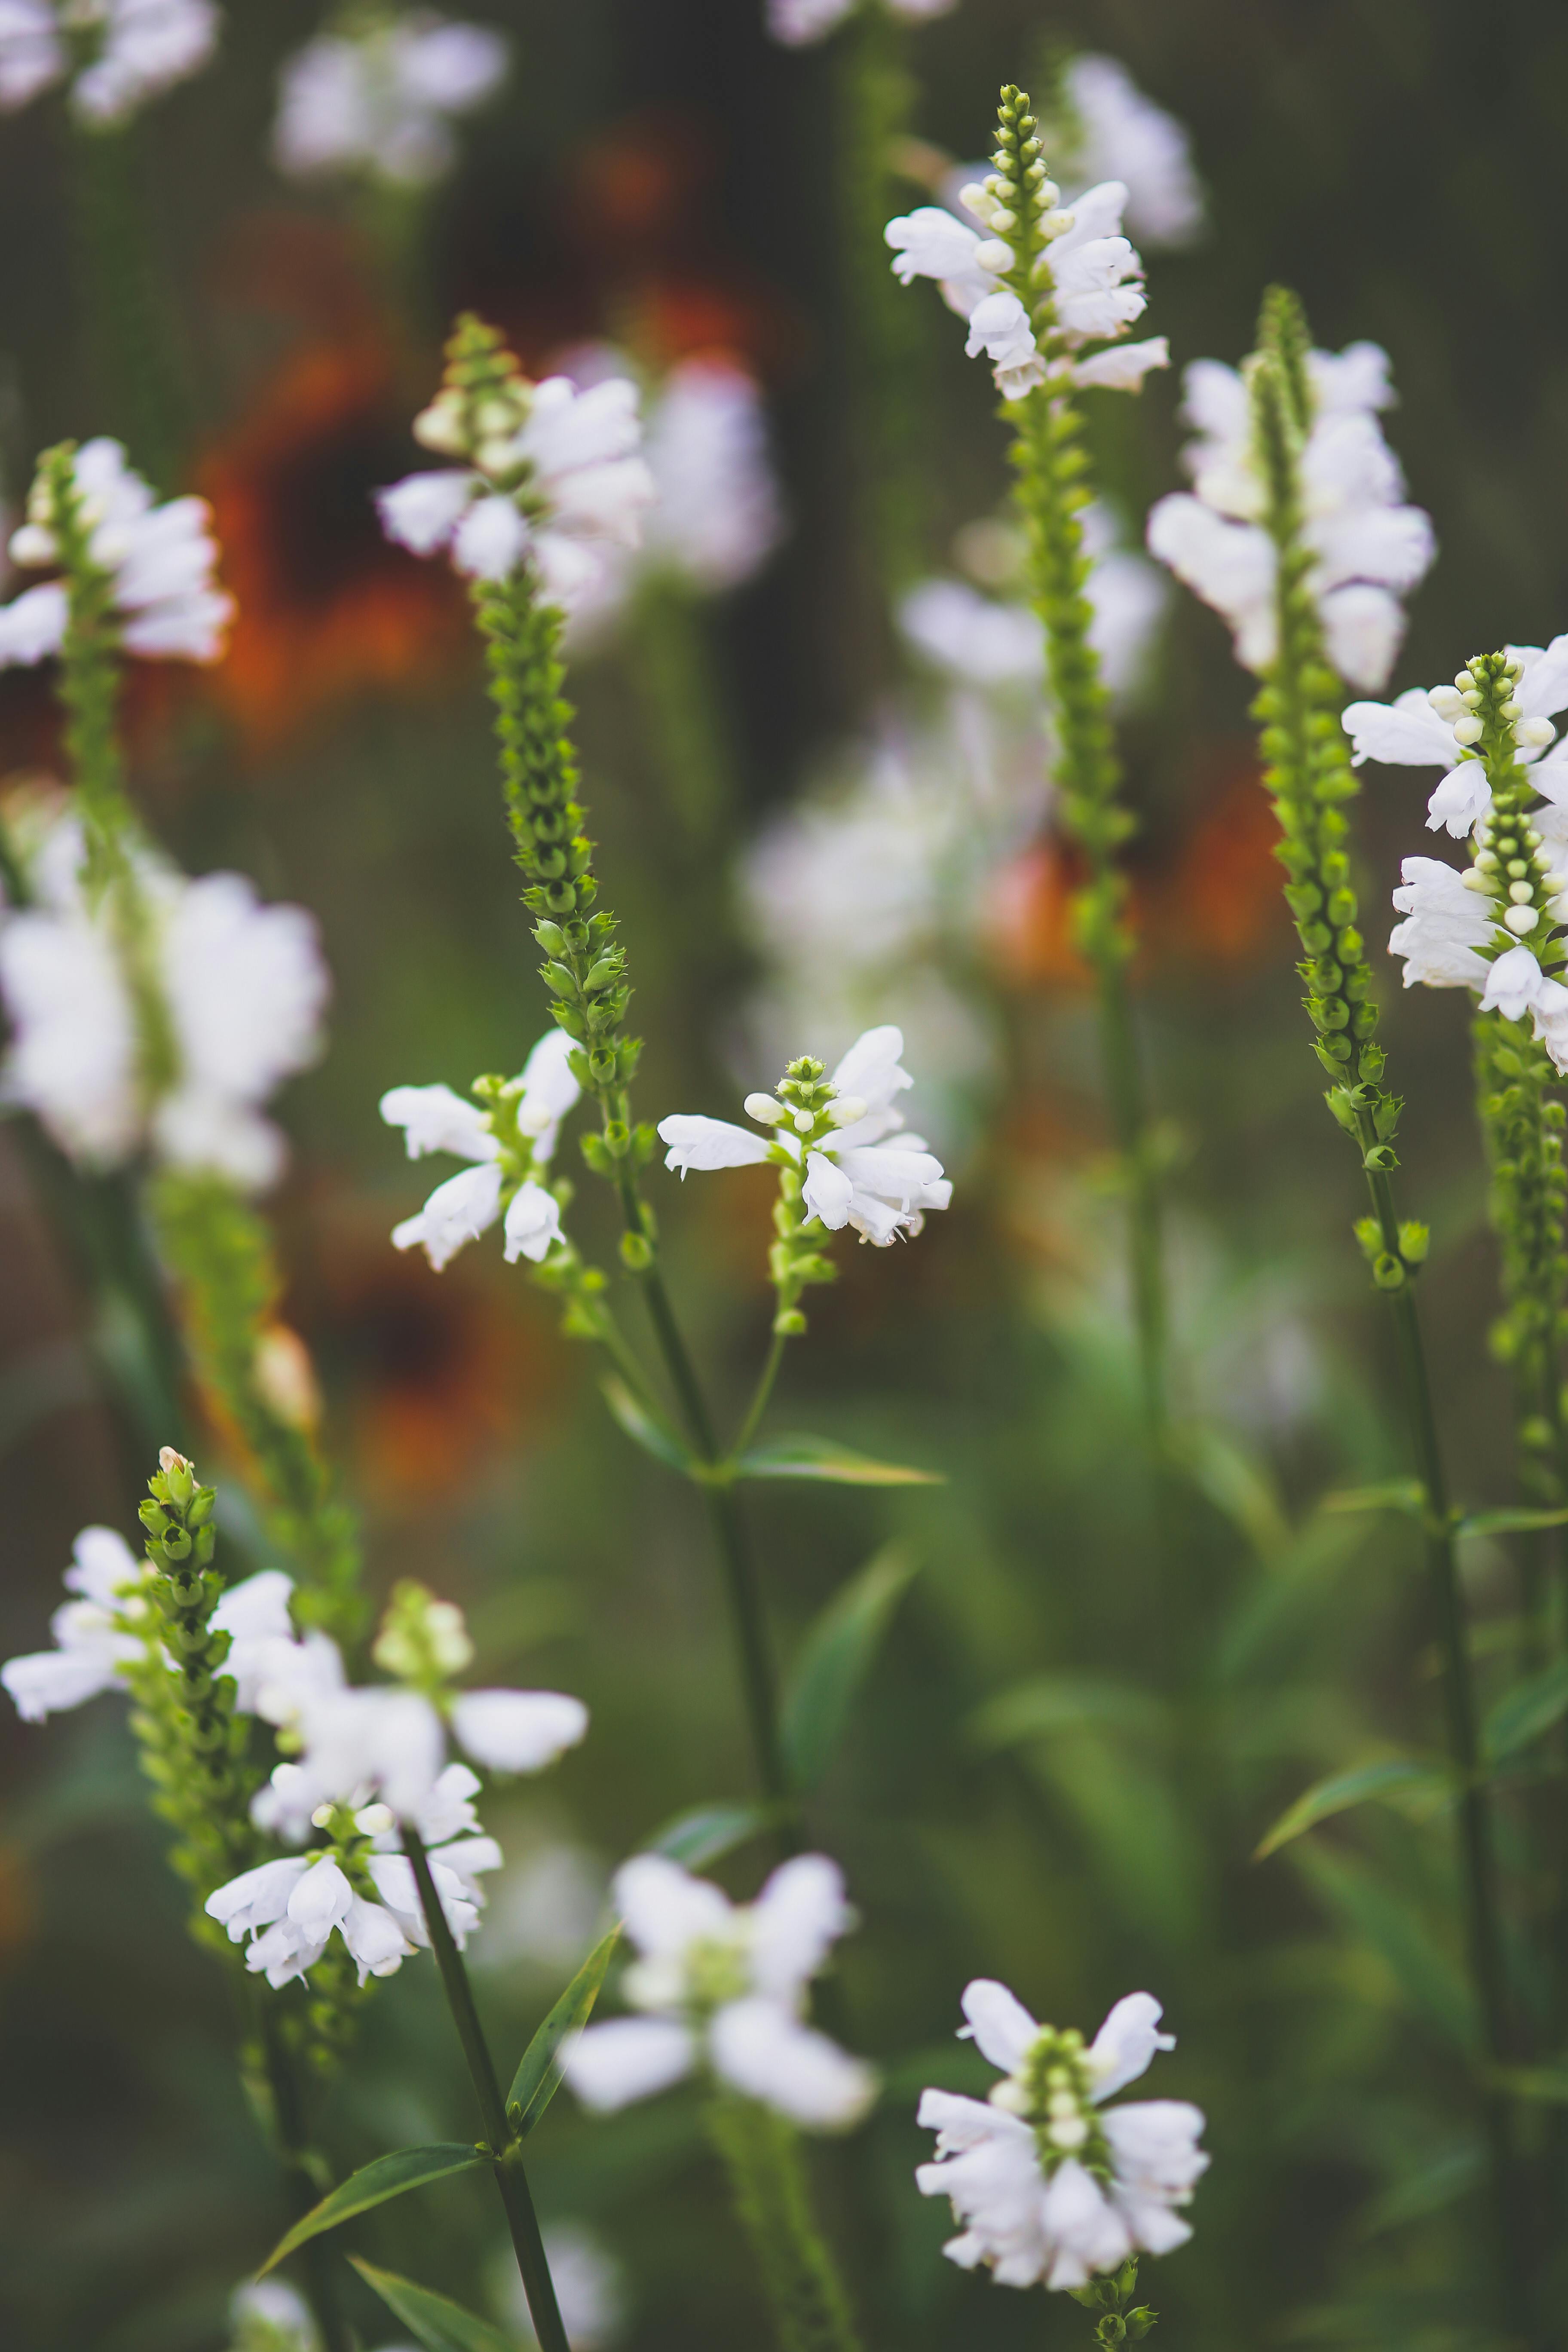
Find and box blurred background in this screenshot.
[4,1,1568,2346]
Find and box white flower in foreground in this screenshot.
[0,1525,148,1720]
[1343,635,1568,838]
[1146,345,1434,691]
[0,436,232,672]
[0,0,216,123]
[766,0,954,46]
[1060,55,1204,250]
[229,2278,318,2352]
[918,1980,1207,2290]
[275,8,508,188]
[564,1853,875,2130]
[378,361,654,614]
[659,1024,951,1247]
[381,1026,579,1270]
[0,813,328,1184]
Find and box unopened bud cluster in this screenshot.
[1450,654,1568,945]
[959,87,1074,328]
[372,1579,474,1692]
[413,314,539,496]
[987,2024,1112,2178]
[748,1057,852,1335]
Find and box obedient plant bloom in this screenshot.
[1358,648,1568,1068]
[1145,343,1435,691]
[917,1980,1207,2290]
[659,1024,951,1249]
[766,0,955,47]
[885,120,1167,403]
[0,0,217,123]
[1054,55,1205,250]
[0,810,328,1185]
[1,1526,297,1723]
[380,1026,580,1270]
[564,1853,876,2130]
[377,318,654,612]
[251,1580,588,1828]
[274,5,508,188]
[0,436,233,671]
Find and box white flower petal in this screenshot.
[450,1687,588,1773]
[1086,1991,1175,2099]
[564,2016,696,2110]
[748,1854,854,2002]
[380,1082,498,1163]
[710,1997,876,2130]
[959,1978,1041,2073]
[658,1114,772,1175]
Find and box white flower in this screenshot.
[0,818,328,1184]
[229,2278,318,2352]
[382,1026,578,1270]
[1147,346,1434,691]
[917,1980,1207,2291]
[378,375,654,611]
[0,438,232,667]
[275,10,508,189]
[658,1024,951,1247]
[1,1525,148,1721]
[564,1853,875,2131]
[286,1675,588,1826]
[0,0,216,123]
[899,579,1042,689]
[766,0,954,46]
[1343,637,1568,836]
[640,357,783,595]
[1060,55,1205,249]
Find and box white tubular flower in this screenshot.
[0,438,232,668]
[0,818,328,1185]
[1344,635,1568,838]
[0,0,216,124]
[917,1980,1207,2291]
[378,359,654,615]
[1060,55,1205,250]
[640,358,784,596]
[1,1525,148,1721]
[564,1853,875,2131]
[658,1024,951,1248]
[766,0,954,46]
[381,1026,579,1271]
[1146,346,1434,691]
[274,9,508,189]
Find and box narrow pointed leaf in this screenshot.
[733,1430,941,1485]
[507,1926,621,2132]
[1484,1657,1568,1763]
[1294,1843,1477,2055]
[600,1376,695,1476]
[647,1800,770,1868]
[256,2145,485,2274]
[348,2257,518,2352]
[1458,1504,1568,1538]
[969,1675,1170,1751]
[1320,1479,1425,1519]
[782,1544,919,1792]
[1253,1758,1449,1860]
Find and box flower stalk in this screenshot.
[706,2092,864,2352]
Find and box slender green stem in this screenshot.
[255,2002,351,2352]
[705,2092,864,2352]
[401,1829,570,2352]
[731,1329,789,1464]
[627,580,737,845]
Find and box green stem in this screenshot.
[401,1829,570,2352]
[705,2092,864,2352]
[255,2001,351,2352]
[627,579,738,845]
[69,120,186,490]
[731,1329,789,1464]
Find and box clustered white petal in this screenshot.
[380,1026,580,1269]
[1145,346,1435,691]
[274,9,509,188]
[658,1024,952,1247]
[377,374,655,614]
[0,438,233,673]
[0,0,216,124]
[0,810,328,1185]
[564,1853,876,2131]
[1058,55,1205,251]
[1343,636,1568,838]
[766,0,955,49]
[917,1979,1207,2290]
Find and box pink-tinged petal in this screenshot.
[959,1977,1040,2072]
[450,1687,587,1773]
[563,2016,695,2110]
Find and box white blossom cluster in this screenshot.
[659,1024,951,1247]
[1053,55,1204,251]
[766,0,955,48]
[918,1980,1207,2290]
[0,0,216,123]
[564,1852,876,2131]
[0,804,327,1188]
[381,1026,580,1270]
[378,371,654,616]
[1146,343,1436,691]
[274,7,509,189]
[1344,640,1568,1063]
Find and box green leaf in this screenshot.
[781,1544,919,1792]
[732,1431,941,1485]
[1320,1479,1425,1519]
[600,1376,695,1476]
[1485,1657,1568,1763]
[1356,2140,1485,2238]
[507,1926,620,2132]
[1490,2063,1568,2104]
[1458,1504,1568,1538]
[646,1801,771,1868]
[348,2257,518,2352]
[968,1675,1170,1751]
[1175,1422,1292,1561]
[1253,1758,1451,1859]
[256,2145,486,2274]
[1294,1842,1477,2055]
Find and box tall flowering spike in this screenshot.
[917,1980,1206,2294]
[380,1026,580,1272]
[1146,290,1435,693]
[274,5,509,189]
[0,0,218,124]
